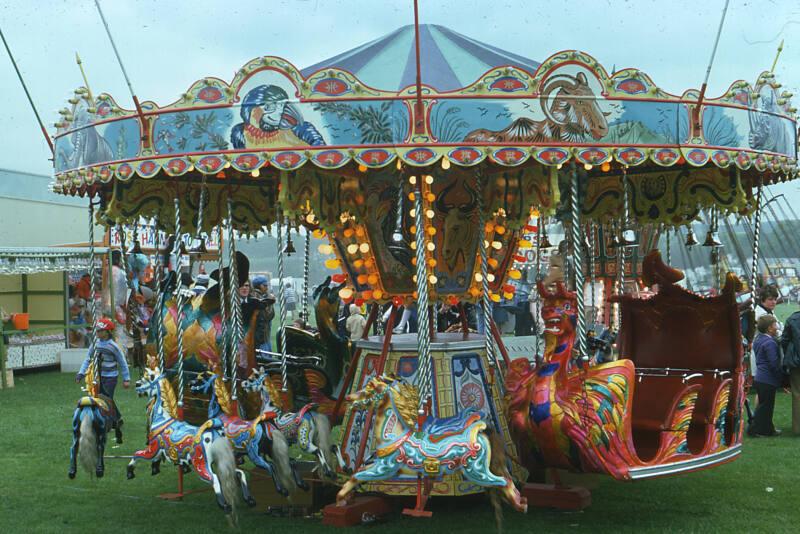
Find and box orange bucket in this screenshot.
[11,313,29,330]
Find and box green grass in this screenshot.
[775,302,796,323]
[1,372,799,533]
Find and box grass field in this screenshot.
[1,371,798,533]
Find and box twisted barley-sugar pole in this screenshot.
[226,198,243,399]
[302,230,311,325]
[172,198,188,409]
[476,170,498,373]
[412,174,433,409]
[570,164,587,360]
[217,223,229,378]
[88,201,100,391]
[749,182,763,310]
[275,211,290,393]
[153,218,167,374]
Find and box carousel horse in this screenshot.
[504,281,639,478]
[242,367,342,480]
[127,366,250,516]
[271,276,352,417]
[190,369,298,497]
[337,374,528,514]
[68,368,123,479]
[147,259,349,413]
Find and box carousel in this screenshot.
[53,6,797,526]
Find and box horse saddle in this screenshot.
[380,410,485,462]
[422,409,482,439]
[273,404,315,436]
[77,395,117,419]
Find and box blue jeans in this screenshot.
[100,377,118,398]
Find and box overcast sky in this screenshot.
[1,0,798,199]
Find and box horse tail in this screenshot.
[271,429,298,495]
[486,429,510,533]
[312,411,337,478]
[78,409,97,477]
[209,437,239,522]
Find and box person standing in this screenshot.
[283,282,297,321]
[76,318,130,398]
[346,303,367,341]
[781,306,800,435]
[251,276,275,352]
[748,315,783,437]
[751,285,782,376]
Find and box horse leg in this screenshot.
[290,459,310,492]
[332,444,350,474]
[95,416,107,478]
[128,439,161,480]
[337,457,400,506]
[114,418,123,445]
[336,476,361,506]
[249,447,287,497]
[462,435,527,513]
[68,408,81,479]
[235,469,257,507]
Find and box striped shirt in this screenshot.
[78,339,130,381]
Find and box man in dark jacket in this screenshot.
[748,315,783,437]
[780,309,800,435]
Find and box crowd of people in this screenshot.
[746,284,800,438]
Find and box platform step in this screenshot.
[521,483,591,510]
[322,496,392,527]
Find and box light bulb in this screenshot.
[346,244,359,254]
[584,163,593,171]
[359,243,370,253]
[251,169,260,178]
[425,175,434,184]
[428,275,438,284]
[487,273,496,282]
[474,273,484,282]
[425,209,435,219]
[441,157,451,170]
[426,242,435,251]
[409,176,417,185]
[338,287,354,299]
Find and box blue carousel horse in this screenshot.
[242,367,343,480]
[68,378,122,479]
[336,374,528,513]
[190,370,301,496]
[126,366,252,516]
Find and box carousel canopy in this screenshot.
[46,24,799,303]
[300,24,540,92]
